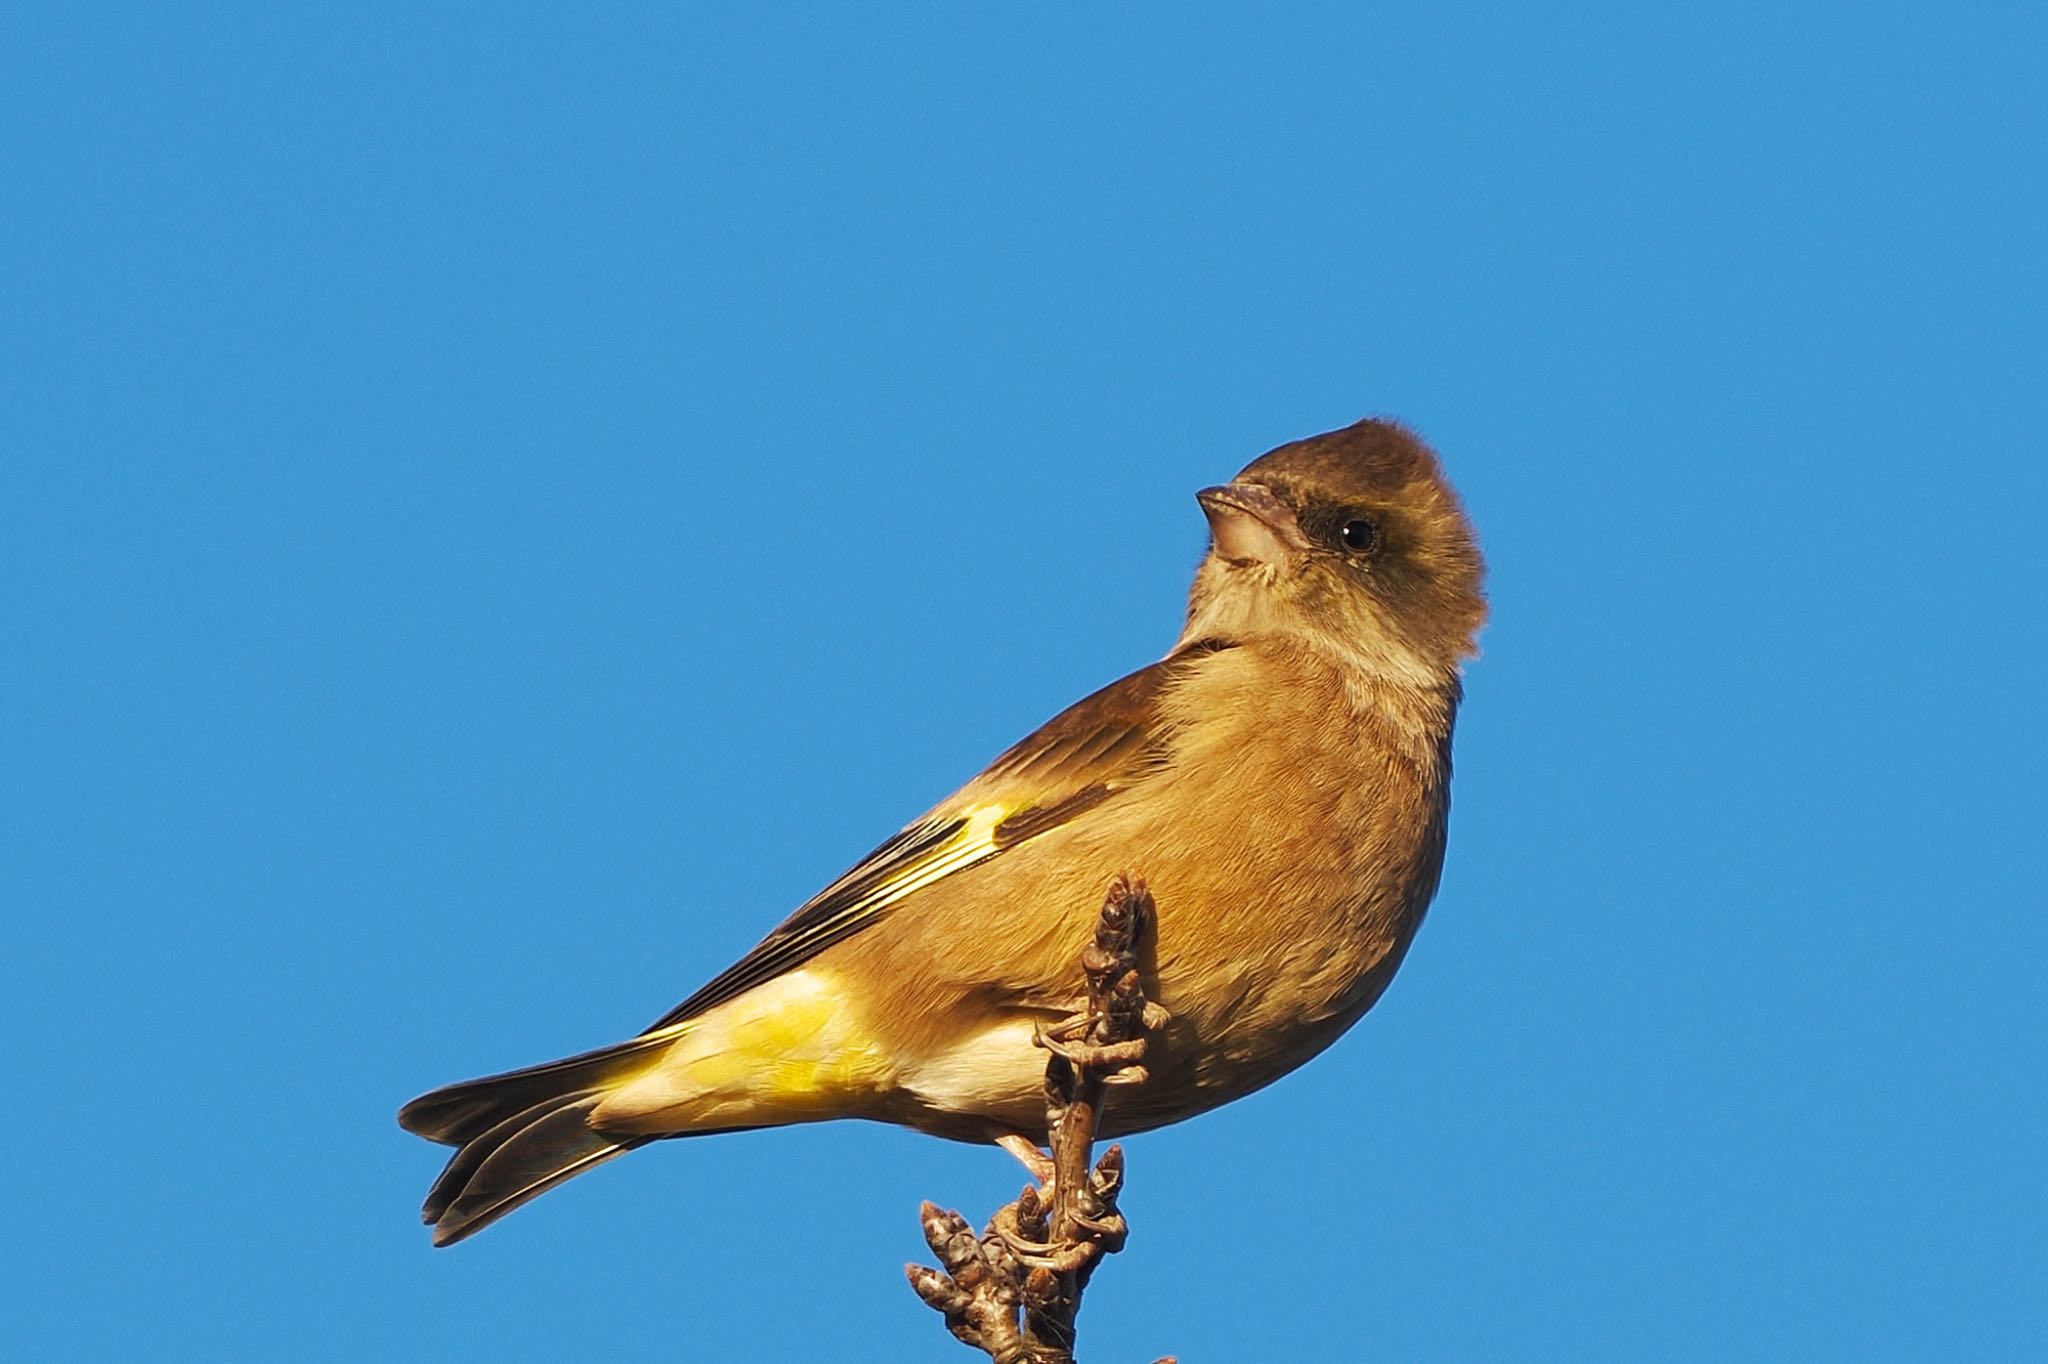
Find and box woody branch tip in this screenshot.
[906,873,1175,1364]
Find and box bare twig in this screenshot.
[906,874,1175,1364]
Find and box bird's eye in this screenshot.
[1340,519,1378,553]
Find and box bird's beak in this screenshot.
[1197,483,1307,566]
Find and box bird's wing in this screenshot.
[641,639,1231,1035]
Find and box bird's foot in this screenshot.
[1031,1023,1150,1084]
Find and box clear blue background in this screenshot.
[5,4,2042,1360]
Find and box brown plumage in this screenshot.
[399,416,1486,1245]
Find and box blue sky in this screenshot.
[4,4,2043,1360]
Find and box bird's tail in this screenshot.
[398,1032,676,1246]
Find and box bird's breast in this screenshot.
[834,648,1457,1141]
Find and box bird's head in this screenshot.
[1185,418,1487,686]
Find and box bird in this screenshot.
[399,416,1487,1246]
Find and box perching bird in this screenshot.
[399,417,1486,1246]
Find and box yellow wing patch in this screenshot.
[849,802,1007,907]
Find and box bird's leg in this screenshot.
[995,1133,1057,1191]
